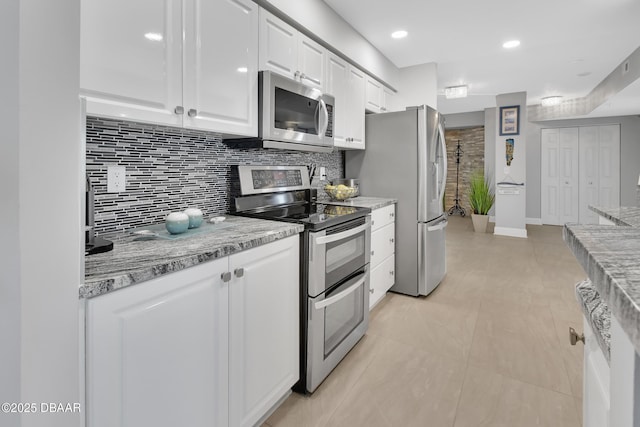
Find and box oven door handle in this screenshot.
[314,222,370,245]
[314,272,368,310]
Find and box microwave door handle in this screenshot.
[314,273,368,310]
[318,98,329,137]
[314,222,370,245]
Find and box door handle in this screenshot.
[318,98,329,137]
[314,273,368,310]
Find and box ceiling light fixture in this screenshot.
[444,85,468,99]
[237,67,248,73]
[541,96,563,107]
[502,40,520,49]
[144,32,163,42]
[391,30,408,39]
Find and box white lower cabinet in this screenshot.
[583,318,610,427]
[368,204,396,309]
[86,235,299,427]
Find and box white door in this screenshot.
[183,0,258,136]
[258,8,298,79]
[579,126,600,224]
[347,66,366,149]
[598,125,621,210]
[297,34,325,90]
[229,236,299,427]
[80,0,183,126]
[541,129,560,225]
[326,53,349,148]
[86,258,229,427]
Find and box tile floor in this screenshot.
[265,216,586,427]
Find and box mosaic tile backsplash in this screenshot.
[86,117,344,235]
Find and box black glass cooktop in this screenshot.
[239,202,370,231]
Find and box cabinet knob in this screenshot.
[371,250,375,256]
[174,106,184,115]
[569,327,585,345]
[390,212,395,218]
[369,288,375,294]
[371,220,375,226]
[390,270,394,276]
[234,268,244,278]
[188,108,197,117]
[389,238,394,243]
[221,272,231,282]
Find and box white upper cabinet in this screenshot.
[183,0,258,135]
[382,86,395,112]
[326,52,365,150]
[80,0,183,126]
[81,0,258,137]
[365,76,383,113]
[259,8,326,90]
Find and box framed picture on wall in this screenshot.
[499,105,520,136]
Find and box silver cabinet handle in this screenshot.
[371,220,375,226]
[174,106,184,115]
[371,250,375,256]
[294,70,301,80]
[389,238,394,243]
[314,272,368,310]
[569,327,585,345]
[390,212,395,218]
[369,288,374,294]
[188,109,197,117]
[234,268,244,278]
[390,270,394,276]
[221,272,231,282]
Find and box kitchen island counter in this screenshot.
[321,196,397,210]
[589,205,640,227]
[82,216,303,298]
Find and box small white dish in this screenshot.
[209,216,226,224]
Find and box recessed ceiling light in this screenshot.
[502,40,520,49]
[144,32,163,42]
[541,96,563,107]
[577,71,591,77]
[237,67,248,73]
[391,30,408,39]
[444,85,468,99]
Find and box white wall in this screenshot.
[444,111,485,129]
[484,108,497,217]
[6,1,82,426]
[527,115,640,218]
[1,2,22,425]
[259,0,400,88]
[396,63,438,110]
[494,93,527,238]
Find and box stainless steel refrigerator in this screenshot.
[345,105,447,296]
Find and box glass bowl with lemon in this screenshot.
[324,180,359,201]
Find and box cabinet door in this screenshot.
[183,0,258,136]
[326,53,349,148]
[80,0,183,126]
[382,86,395,112]
[370,255,395,309]
[370,223,395,269]
[259,8,298,80]
[347,66,366,149]
[86,258,229,427]
[580,126,601,224]
[297,34,325,90]
[229,235,300,427]
[365,76,382,113]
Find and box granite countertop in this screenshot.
[564,222,640,356]
[589,205,640,227]
[82,216,303,299]
[320,196,397,210]
[575,279,611,362]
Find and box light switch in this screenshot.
[107,166,126,193]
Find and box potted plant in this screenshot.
[468,171,494,233]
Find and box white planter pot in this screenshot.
[471,213,489,233]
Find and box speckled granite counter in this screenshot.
[82,216,303,298]
[564,223,640,355]
[576,279,611,362]
[589,205,640,227]
[321,196,397,210]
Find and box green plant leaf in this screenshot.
[468,170,495,215]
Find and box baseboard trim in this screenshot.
[494,226,528,238]
[526,217,543,225]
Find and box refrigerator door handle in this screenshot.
[437,120,447,202]
[427,218,448,232]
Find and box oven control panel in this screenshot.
[235,165,311,195]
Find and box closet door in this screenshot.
[579,127,600,224]
[597,125,621,210]
[541,128,578,225]
[541,129,560,225]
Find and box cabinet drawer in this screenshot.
[371,204,395,232]
[370,223,395,268]
[369,255,395,309]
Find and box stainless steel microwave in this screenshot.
[224,71,335,153]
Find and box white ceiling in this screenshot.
[322,0,640,117]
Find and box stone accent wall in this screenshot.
[86,117,344,235]
[444,127,485,215]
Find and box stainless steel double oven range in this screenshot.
[231,165,371,393]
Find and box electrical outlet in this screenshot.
[107,166,126,193]
[319,166,327,180]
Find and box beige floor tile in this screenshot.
[454,366,580,427]
[327,336,465,427]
